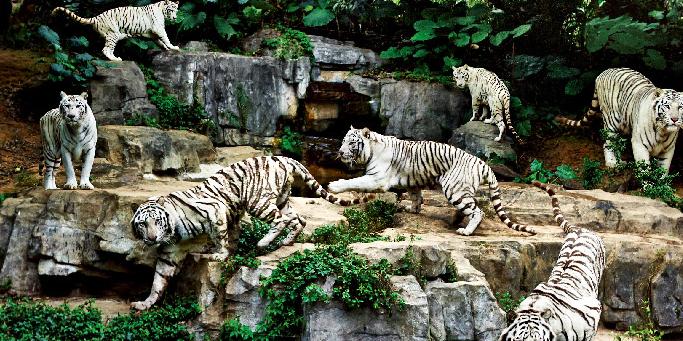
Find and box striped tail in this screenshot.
[532,181,578,234]
[556,88,600,127]
[504,101,524,144]
[52,7,95,25]
[291,160,373,206]
[486,168,535,234]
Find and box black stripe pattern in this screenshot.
[556,68,683,173]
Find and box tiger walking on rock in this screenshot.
[130,156,368,310]
[499,181,606,341]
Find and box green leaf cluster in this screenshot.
[37,25,104,87]
[310,199,397,246]
[515,159,577,184]
[262,26,314,60]
[580,156,604,190]
[495,291,526,323]
[279,126,303,157]
[631,160,682,208]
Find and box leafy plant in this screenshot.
[310,199,396,246]
[37,25,106,87]
[302,0,336,27]
[495,291,526,323]
[581,156,604,190]
[617,299,664,341]
[220,317,255,341]
[13,170,40,188]
[631,160,682,208]
[515,159,577,184]
[262,26,314,60]
[124,113,161,129]
[600,129,628,162]
[279,126,303,157]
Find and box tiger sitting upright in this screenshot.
[53,0,179,61]
[327,127,534,236]
[40,91,97,190]
[499,181,606,341]
[130,156,368,310]
[557,68,683,173]
[452,64,522,143]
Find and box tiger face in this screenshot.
[132,199,173,246]
[654,89,683,132]
[163,0,179,21]
[338,126,370,169]
[452,65,471,88]
[59,91,89,126]
[499,312,555,341]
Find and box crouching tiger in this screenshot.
[130,156,368,310]
[327,127,534,236]
[499,181,606,341]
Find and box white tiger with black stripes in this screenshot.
[499,181,606,341]
[130,156,368,310]
[557,68,683,173]
[40,91,97,190]
[452,64,522,143]
[327,127,534,236]
[52,0,179,61]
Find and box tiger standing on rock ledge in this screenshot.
[327,127,534,236]
[130,156,370,310]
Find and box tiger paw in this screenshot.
[455,228,472,236]
[79,182,94,190]
[327,180,346,193]
[63,181,78,190]
[130,300,152,311]
[170,45,180,51]
[209,253,229,262]
[494,136,502,142]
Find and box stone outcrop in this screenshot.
[89,61,156,125]
[309,35,381,72]
[380,80,469,142]
[449,121,517,160]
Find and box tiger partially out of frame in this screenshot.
[557,68,683,173]
[327,127,534,236]
[130,156,368,310]
[499,181,606,341]
[52,0,179,61]
[452,64,522,143]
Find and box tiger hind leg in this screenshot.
[493,116,505,142]
[441,182,482,235]
[131,250,184,310]
[42,159,60,190]
[102,32,126,61]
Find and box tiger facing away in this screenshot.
[499,181,606,341]
[52,0,179,61]
[130,156,367,310]
[557,68,683,173]
[327,127,534,236]
[452,64,522,143]
[40,91,97,190]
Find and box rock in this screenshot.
[651,256,683,328]
[309,35,381,71]
[380,80,468,142]
[449,121,517,160]
[304,102,339,132]
[183,41,210,52]
[0,199,45,294]
[219,129,277,147]
[89,61,157,125]
[215,146,265,167]
[350,241,451,278]
[241,28,280,54]
[302,275,429,341]
[178,164,225,182]
[97,125,216,175]
[151,52,311,142]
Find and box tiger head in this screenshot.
[498,311,555,341]
[162,0,179,21]
[337,126,376,169]
[131,197,175,246]
[59,91,90,126]
[452,64,471,88]
[653,88,683,132]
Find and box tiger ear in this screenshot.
[60,91,67,99]
[156,196,166,205]
[80,92,88,100]
[361,127,374,140]
[350,125,355,130]
[452,66,457,71]
[654,88,664,97]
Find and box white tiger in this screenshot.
[499,181,606,341]
[40,91,97,190]
[327,127,534,236]
[557,68,683,173]
[52,1,179,61]
[130,156,368,310]
[452,64,522,143]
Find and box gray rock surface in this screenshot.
[89,61,157,125]
[449,121,517,160]
[309,35,381,71]
[380,80,468,142]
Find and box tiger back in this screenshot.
[499,182,606,341]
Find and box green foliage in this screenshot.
[632,160,682,208]
[13,170,40,188]
[580,156,604,190]
[310,199,396,245]
[495,291,526,323]
[262,26,314,60]
[124,113,161,129]
[0,297,103,340]
[617,300,664,341]
[302,0,335,27]
[103,297,201,341]
[220,318,255,341]
[600,129,628,161]
[279,126,303,157]
[515,159,577,184]
[37,25,105,87]
[0,193,7,205]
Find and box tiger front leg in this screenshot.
[602,129,622,168]
[78,145,95,190]
[493,115,505,142]
[327,175,387,194]
[155,28,180,51]
[469,102,482,122]
[60,148,78,190]
[42,161,59,190]
[131,253,181,310]
[255,204,304,249]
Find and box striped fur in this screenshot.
[52,0,179,61]
[130,156,367,310]
[328,127,534,236]
[39,91,97,190]
[452,65,522,143]
[556,68,683,173]
[499,181,606,341]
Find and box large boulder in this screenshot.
[309,35,381,72]
[380,80,469,142]
[449,121,517,160]
[89,61,156,125]
[151,52,311,144]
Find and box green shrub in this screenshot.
[632,160,682,208]
[515,159,577,184]
[0,297,104,340]
[279,126,303,157]
[310,199,396,246]
[580,156,604,190]
[219,318,256,341]
[495,291,526,323]
[600,129,629,162]
[263,26,314,60]
[124,113,161,129]
[617,299,664,341]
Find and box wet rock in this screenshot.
[380,80,468,142]
[89,61,156,125]
[449,121,517,160]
